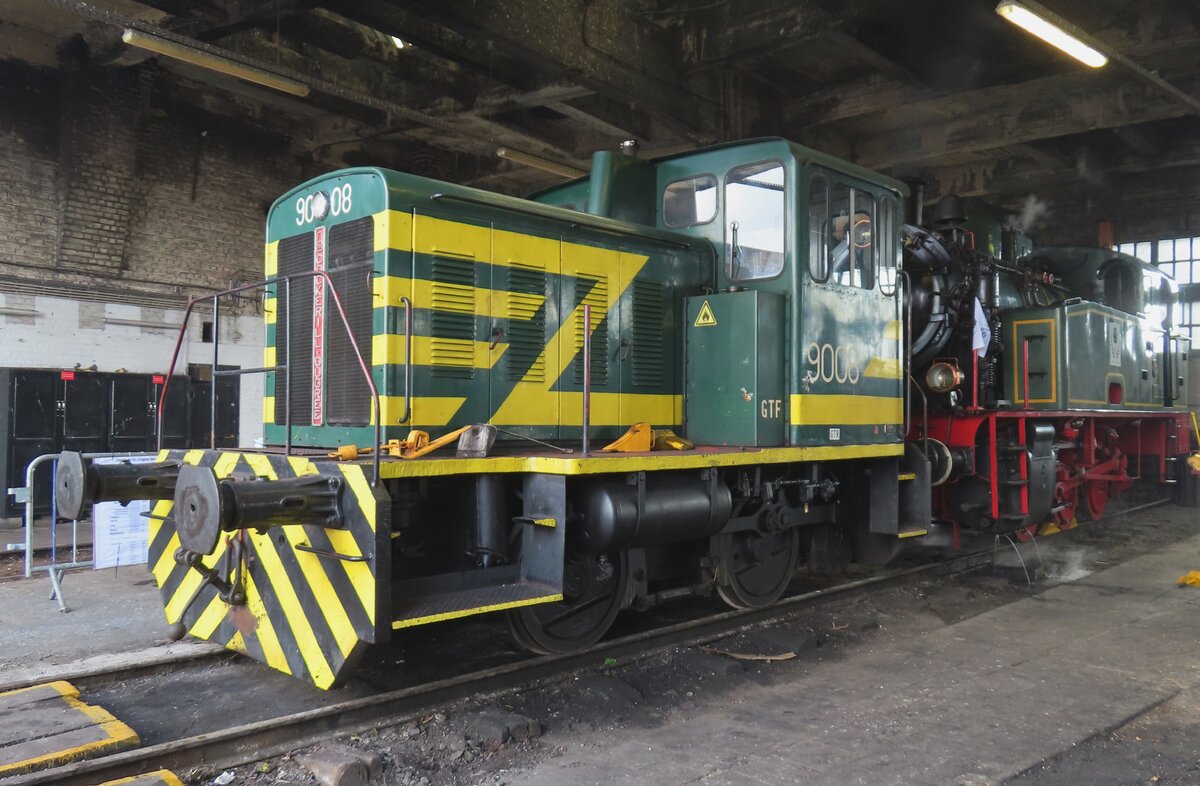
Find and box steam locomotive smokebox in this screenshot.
[684,291,785,446]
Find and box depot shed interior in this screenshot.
[1,0,1199,465]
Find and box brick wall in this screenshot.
[0,60,308,301]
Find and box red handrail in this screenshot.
[156,270,384,485]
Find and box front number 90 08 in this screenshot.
[296,183,353,225]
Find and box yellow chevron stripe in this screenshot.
[241,452,336,686]
[147,498,171,552]
[371,275,545,319]
[252,525,335,687]
[281,524,358,659]
[242,565,292,675]
[164,452,240,621]
[227,630,246,654]
[151,527,180,589]
[254,454,360,657]
[187,588,231,640]
[372,334,507,370]
[336,465,377,625]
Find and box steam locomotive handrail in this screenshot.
[156,270,383,486]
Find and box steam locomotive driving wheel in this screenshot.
[507,551,629,655]
[713,528,801,609]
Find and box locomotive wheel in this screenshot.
[507,551,628,656]
[713,528,800,610]
[1082,480,1110,521]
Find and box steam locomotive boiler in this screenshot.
[55,137,1195,688]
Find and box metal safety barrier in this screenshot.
[10,451,143,611]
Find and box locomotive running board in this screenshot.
[389,473,566,630]
[147,450,390,690]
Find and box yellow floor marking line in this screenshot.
[0,680,139,777]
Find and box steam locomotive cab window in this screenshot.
[726,161,785,282]
[663,174,718,228]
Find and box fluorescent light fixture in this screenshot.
[995,2,1108,67]
[390,35,407,49]
[122,29,311,97]
[496,147,587,179]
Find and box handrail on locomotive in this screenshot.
[154,269,387,486]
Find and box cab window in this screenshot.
[878,196,898,295]
[663,174,718,227]
[726,161,785,282]
[808,174,829,281]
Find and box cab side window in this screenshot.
[808,174,829,281]
[726,161,785,282]
[663,174,718,227]
[879,196,898,295]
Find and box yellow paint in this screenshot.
[393,593,563,629]
[694,300,718,327]
[790,394,904,425]
[415,213,491,259]
[264,297,276,325]
[897,472,917,481]
[226,631,246,654]
[897,529,927,539]
[187,590,232,640]
[1010,317,1057,403]
[252,524,336,688]
[242,567,292,676]
[372,275,546,320]
[380,395,466,427]
[492,245,650,427]
[530,517,557,528]
[265,241,278,277]
[883,320,903,340]
[263,395,275,423]
[264,346,276,367]
[377,442,905,479]
[334,464,377,624]
[97,769,186,786]
[372,334,507,370]
[863,357,903,379]
[373,209,414,253]
[0,681,140,777]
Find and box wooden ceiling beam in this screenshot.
[394,0,726,143]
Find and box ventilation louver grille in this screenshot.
[274,231,314,426]
[325,217,375,425]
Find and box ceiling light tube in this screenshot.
[496,147,586,179]
[121,29,311,97]
[995,2,1108,67]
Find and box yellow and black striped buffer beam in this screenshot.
[148,450,390,690]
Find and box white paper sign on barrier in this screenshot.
[91,455,158,569]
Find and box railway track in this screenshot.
[7,498,1171,785]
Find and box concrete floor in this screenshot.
[515,533,1200,786]
[0,564,167,674]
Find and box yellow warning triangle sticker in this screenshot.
[694,300,718,327]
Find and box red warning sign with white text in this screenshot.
[311,225,326,426]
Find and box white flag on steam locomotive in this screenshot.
[972,298,991,356]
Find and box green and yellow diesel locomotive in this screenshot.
[56,138,1194,688]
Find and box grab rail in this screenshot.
[156,270,383,486]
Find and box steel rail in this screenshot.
[7,548,997,786]
[10,498,1172,785]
